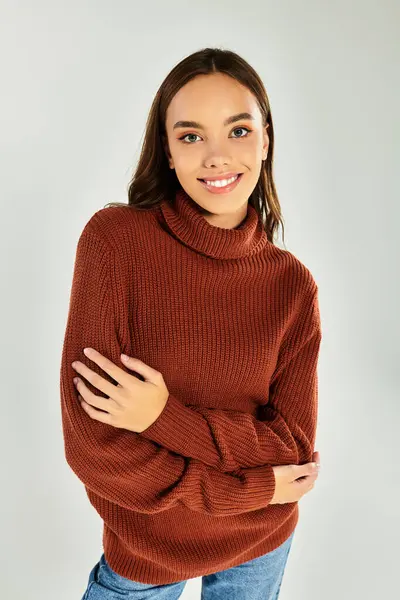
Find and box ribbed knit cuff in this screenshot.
[211,463,277,513]
[242,463,276,509]
[140,393,209,454]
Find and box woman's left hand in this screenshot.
[71,347,169,433]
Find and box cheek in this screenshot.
[241,137,263,159]
[173,149,200,173]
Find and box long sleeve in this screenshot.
[141,280,322,471]
[59,222,277,517]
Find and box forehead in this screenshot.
[165,73,261,127]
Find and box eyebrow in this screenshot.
[173,112,255,130]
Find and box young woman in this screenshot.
[60,47,322,600]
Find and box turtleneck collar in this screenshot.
[158,188,269,260]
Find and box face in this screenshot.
[164,73,269,228]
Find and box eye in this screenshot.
[179,133,201,144]
[178,126,252,144]
[231,126,252,138]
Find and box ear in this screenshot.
[162,135,174,169]
[262,124,269,161]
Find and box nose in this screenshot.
[204,151,231,169]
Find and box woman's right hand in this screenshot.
[270,451,320,504]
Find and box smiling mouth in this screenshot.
[198,173,243,184]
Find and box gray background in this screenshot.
[0,1,398,598]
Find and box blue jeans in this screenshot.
[81,531,295,600]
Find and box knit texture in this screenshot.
[60,187,322,584]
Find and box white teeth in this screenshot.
[204,175,238,188]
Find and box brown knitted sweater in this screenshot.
[60,188,322,584]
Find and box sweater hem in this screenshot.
[102,503,299,585]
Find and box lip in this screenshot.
[198,172,243,182]
[198,173,243,195]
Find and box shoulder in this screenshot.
[269,245,318,300]
[268,248,322,346]
[266,245,321,344]
[78,204,159,251]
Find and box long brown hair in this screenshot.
[105,47,286,247]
